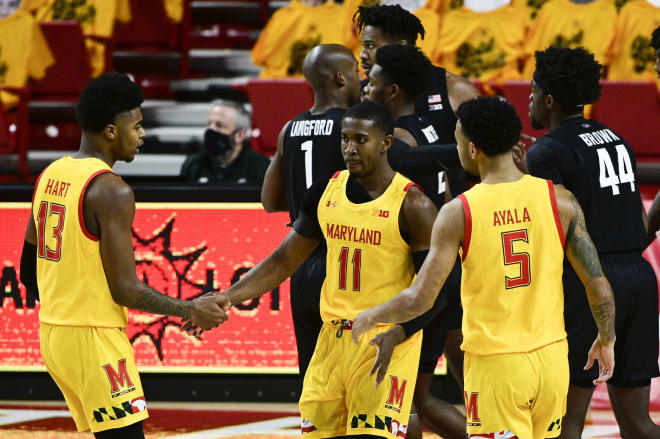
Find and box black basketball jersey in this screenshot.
[394,114,447,208]
[527,117,647,253]
[282,107,347,223]
[414,66,458,145]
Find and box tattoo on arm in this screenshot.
[132,285,193,320]
[565,193,615,342]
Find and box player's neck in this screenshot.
[354,163,396,199]
[75,135,115,168]
[548,110,583,130]
[310,92,348,114]
[478,153,525,185]
[389,101,415,120]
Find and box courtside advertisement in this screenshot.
[0,203,448,374]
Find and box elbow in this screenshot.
[108,281,138,308]
[261,199,277,213]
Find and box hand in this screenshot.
[512,133,535,174]
[368,325,406,387]
[352,310,377,344]
[189,293,231,331]
[585,334,615,385]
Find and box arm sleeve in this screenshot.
[388,140,461,176]
[399,249,448,338]
[292,177,330,240]
[19,240,39,301]
[526,138,564,185]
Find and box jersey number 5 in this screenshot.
[501,229,530,289]
[36,201,66,262]
[338,246,362,292]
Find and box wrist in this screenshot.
[392,325,407,344]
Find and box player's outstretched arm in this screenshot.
[89,174,229,331]
[352,196,463,343]
[556,186,615,384]
[223,230,319,305]
[261,121,290,213]
[19,214,40,301]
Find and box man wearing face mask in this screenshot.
[180,100,270,185]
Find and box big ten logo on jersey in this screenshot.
[372,209,389,218]
[464,391,482,427]
[385,375,407,413]
[102,359,136,398]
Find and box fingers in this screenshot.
[520,133,536,142]
[584,352,594,371]
[352,328,361,345]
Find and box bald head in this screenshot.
[303,44,357,91]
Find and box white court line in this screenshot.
[582,424,621,438]
[159,416,301,439]
[0,409,72,426]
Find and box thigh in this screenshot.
[463,352,534,439]
[531,340,569,439]
[42,325,149,433]
[346,328,422,439]
[605,255,660,384]
[299,324,347,439]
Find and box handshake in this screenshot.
[182,292,231,337]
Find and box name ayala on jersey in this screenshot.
[289,119,334,137]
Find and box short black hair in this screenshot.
[353,5,425,45]
[456,96,521,157]
[76,72,144,132]
[375,44,431,97]
[534,46,602,109]
[343,101,394,136]
[652,25,660,51]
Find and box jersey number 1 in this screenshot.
[37,201,66,262]
[338,246,362,291]
[501,230,530,289]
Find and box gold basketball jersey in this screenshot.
[317,170,417,323]
[458,175,566,355]
[33,156,127,327]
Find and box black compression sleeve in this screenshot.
[399,250,445,338]
[19,240,39,301]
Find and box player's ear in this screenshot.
[335,71,346,87]
[103,124,117,141]
[382,134,393,152]
[469,141,478,160]
[545,93,554,110]
[387,83,400,101]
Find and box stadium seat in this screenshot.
[591,81,660,160]
[245,78,314,155]
[494,81,547,141]
[29,22,92,100]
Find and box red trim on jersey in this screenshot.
[78,170,113,242]
[458,194,471,262]
[331,171,341,179]
[547,180,565,250]
[403,182,422,193]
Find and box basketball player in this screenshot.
[355,6,479,437]
[261,44,469,385]
[193,101,439,439]
[19,73,229,438]
[526,46,659,439]
[352,96,616,439]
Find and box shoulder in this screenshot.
[402,184,437,219]
[528,136,563,158]
[182,151,208,166]
[445,71,480,111]
[86,172,135,214]
[245,147,271,164]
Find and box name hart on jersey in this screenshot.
[326,223,382,245]
[43,178,72,198]
[493,207,531,226]
[289,119,334,137]
[578,128,620,147]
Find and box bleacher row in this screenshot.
[0,0,659,182]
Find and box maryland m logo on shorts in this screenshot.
[465,391,482,427]
[102,358,136,398]
[384,376,407,413]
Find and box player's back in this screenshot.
[282,107,347,224]
[458,175,566,355]
[33,156,127,327]
[414,65,458,145]
[538,117,646,253]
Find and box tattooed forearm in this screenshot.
[132,285,193,320]
[588,293,616,342]
[566,194,604,278]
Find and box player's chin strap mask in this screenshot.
[203,128,233,157]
